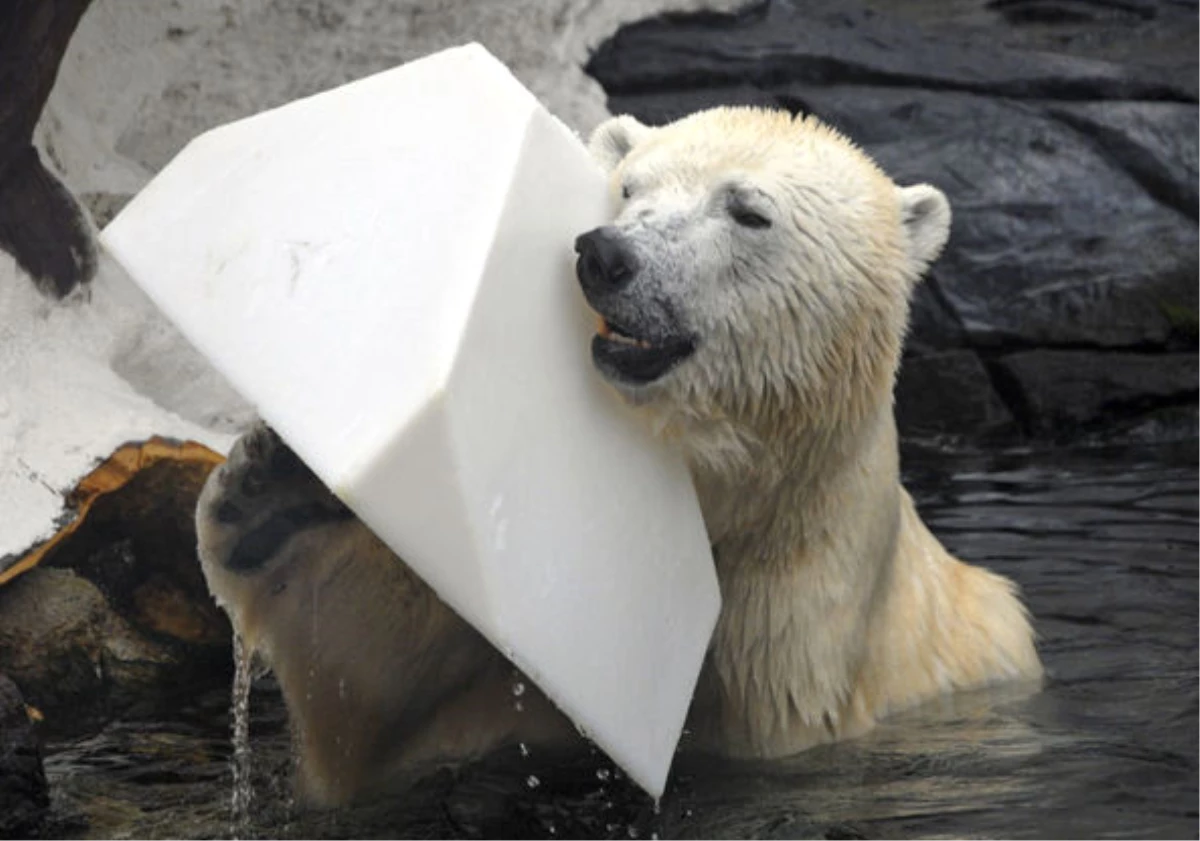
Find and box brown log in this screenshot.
[0,438,224,589]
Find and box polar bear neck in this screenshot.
[689,382,900,550]
[688,401,909,753]
[685,397,1041,758]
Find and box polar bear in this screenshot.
[575,107,1042,756]
[195,106,1042,806]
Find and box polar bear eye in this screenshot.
[621,182,633,200]
[728,204,772,229]
[725,188,772,229]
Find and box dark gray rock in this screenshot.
[1048,100,1199,220]
[0,568,156,732]
[781,84,1199,350]
[586,1,1194,102]
[994,349,1199,434]
[0,564,229,737]
[0,673,47,839]
[895,350,1016,440]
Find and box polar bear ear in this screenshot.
[588,115,653,172]
[897,184,951,276]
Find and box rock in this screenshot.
[993,349,1199,436]
[1099,404,1200,446]
[1048,101,1198,220]
[861,0,1196,84]
[0,446,235,737]
[989,0,1159,25]
[0,673,48,839]
[895,350,1016,441]
[0,568,167,732]
[765,84,1198,351]
[585,0,1199,442]
[585,1,1193,102]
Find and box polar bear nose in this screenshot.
[575,227,637,296]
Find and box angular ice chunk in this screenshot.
[100,43,719,798]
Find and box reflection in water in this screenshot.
[41,443,1198,839]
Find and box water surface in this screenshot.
[42,442,1198,839]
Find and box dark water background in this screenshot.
[40,441,1198,839]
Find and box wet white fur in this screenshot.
[589,108,1041,755]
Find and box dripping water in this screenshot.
[230,633,255,838]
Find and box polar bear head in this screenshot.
[575,107,951,472]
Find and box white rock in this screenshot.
[101,43,719,797]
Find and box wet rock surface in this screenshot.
[585,0,1199,444]
[994,348,1199,435]
[894,350,1017,441]
[0,455,231,738]
[0,673,48,838]
[0,566,228,740]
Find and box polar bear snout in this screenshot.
[573,226,697,389]
[574,226,638,298]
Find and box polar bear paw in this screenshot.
[196,422,354,576]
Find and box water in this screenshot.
[230,634,254,838]
[39,442,1197,838]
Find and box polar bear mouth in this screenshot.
[592,317,696,385]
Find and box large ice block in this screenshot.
[100,43,719,797]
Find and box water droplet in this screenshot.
[338,677,347,700]
[514,700,524,712]
[512,681,526,697]
[519,742,530,758]
[526,774,540,789]
[548,824,557,835]
[627,825,639,838]
[596,767,611,781]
